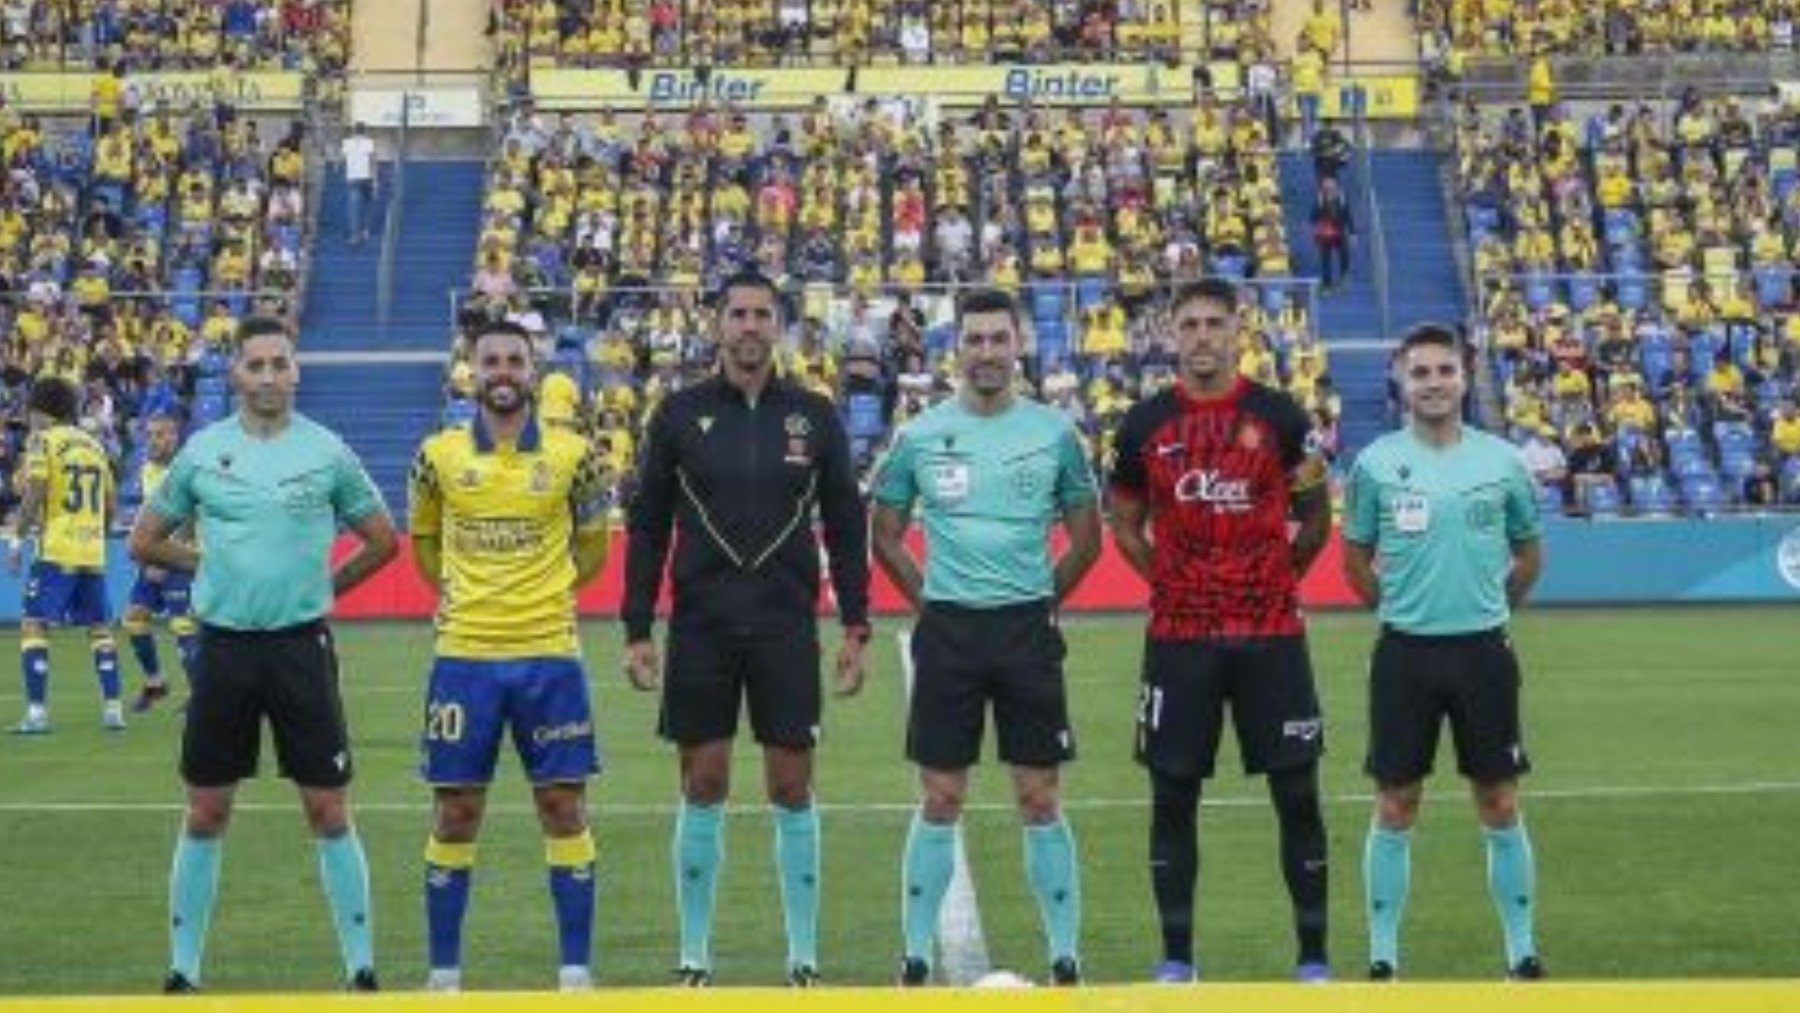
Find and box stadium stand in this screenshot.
[0,2,352,526]
[1418,0,1798,60]
[453,95,1333,498]
[1455,90,1800,513]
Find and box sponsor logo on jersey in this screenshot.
[1173,469,1253,511]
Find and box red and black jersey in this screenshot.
[1110,377,1314,640]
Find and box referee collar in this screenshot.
[471,411,542,454]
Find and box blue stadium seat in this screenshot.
[442,399,476,428]
[1714,422,1756,455]
[1672,452,1715,481]
[1074,277,1109,311]
[1630,474,1676,514]
[1720,450,1757,484]
[1618,271,1648,310]
[1755,266,1791,307]
[1029,284,1066,320]
[1781,456,1800,497]
[1523,273,1555,310]
[1035,320,1070,366]
[1210,253,1248,280]
[1680,474,1725,513]
[1535,481,1564,514]
[1569,274,1600,310]
[1583,479,1623,516]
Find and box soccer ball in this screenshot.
[972,970,1036,989]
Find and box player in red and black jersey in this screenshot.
[1109,278,1334,983]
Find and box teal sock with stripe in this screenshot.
[1484,820,1538,967]
[1024,818,1082,964]
[901,814,957,965]
[674,801,725,971]
[1364,824,1412,968]
[773,803,821,970]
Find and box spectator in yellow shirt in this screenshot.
[1771,402,1800,461]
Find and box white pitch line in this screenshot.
[3,780,1800,815]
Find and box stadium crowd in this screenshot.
[0,103,328,525]
[491,0,1195,69]
[0,0,350,75]
[1455,90,1800,511]
[1418,0,1800,61]
[453,96,1341,494]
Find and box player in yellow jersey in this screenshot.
[123,412,198,712]
[7,378,121,733]
[408,320,612,993]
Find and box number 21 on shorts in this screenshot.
[1137,684,1165,731]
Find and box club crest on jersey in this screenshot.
[1236,421,1263,451]
[785,413,812,437]
[698,416,714,434]
[785,437,811,465]
[530,461,552,494]
[1012,462,1046,499]
[458,468,481,489]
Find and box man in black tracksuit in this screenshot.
[622,270,870,987]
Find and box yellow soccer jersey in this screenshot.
[25,424,112,570]
[410,416,610,659]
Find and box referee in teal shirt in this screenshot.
[129,317,399,993]
[1342,323,1545,983]
[872,288,1103,986]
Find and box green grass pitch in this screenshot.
[0,607,1796,993]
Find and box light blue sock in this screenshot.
[169,833,222,982]
[1364,824,1412,967]
[1024,818,1081,964]
[773,803,820,970]
[673,801,725,970]
[316,830,375,977]
[901,814,957,964]
[1484,821,1538,966]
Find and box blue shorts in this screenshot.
[23,561,110,627]
[420,656,600,786]
[128,570,194,617]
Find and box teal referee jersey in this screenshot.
[1343,427,1541,635]
[873,397,1096,607]
[149,412,387,630]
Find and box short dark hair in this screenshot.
[1170,277,1240,315]
[713,269,784,318]
[26,376,79,424]
[470,318,534,351]
[1397,322,1461,356]
[234,315,294,355]
[956,287,1022,332]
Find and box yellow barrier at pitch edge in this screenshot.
[8,982,1800,1012]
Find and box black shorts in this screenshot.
[182,621,353,790]
[661,624,821,748]
[906,599,1073,770]
[1134,635,1323,780]
[1365,626,1530,785]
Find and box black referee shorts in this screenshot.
[182,620,354,790]
[1365,625,1530,786]
[906,599,1073,770]
[660,623,822,749]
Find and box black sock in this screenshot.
[1270,764,1329,965]
[1149,769,1203,965]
